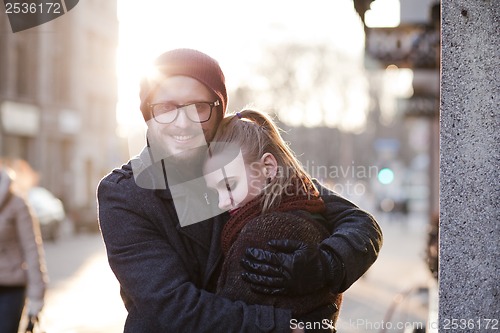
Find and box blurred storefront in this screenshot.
[0,1,124,230]
[353,0,440,220]
[354,0,441,332]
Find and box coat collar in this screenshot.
[132,145,227,284]
[170,196,227,288]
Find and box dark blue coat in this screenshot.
[97,155,382,333]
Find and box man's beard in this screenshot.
[147,127,207,159]
[168,145,207,168]
[164,145,209,185]
[147,133,209,183]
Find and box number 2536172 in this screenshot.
[443,318,498,330]
[5,2,62,14]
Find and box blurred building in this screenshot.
[0,1,122,229]
[353,0,440,219]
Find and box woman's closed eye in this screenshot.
[225,181,236,192]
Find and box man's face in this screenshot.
[147,76,221,163]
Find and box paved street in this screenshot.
[34,232,126,333]
[337,212,434,333]
[30,212,433,333]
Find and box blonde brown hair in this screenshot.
[207,109,318,213]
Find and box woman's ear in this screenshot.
[260,153,278,179]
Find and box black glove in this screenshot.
[240,239,341,296]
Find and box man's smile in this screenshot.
[172,134,196,142]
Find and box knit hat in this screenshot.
[139,48,227,121]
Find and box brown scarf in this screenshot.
[221,182,325,255]
[216,180,343,318]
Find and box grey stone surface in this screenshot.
[440,0,499,330]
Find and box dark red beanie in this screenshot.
[139,48,227,121]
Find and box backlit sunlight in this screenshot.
[364,0,401,28]
[116,0,370,155]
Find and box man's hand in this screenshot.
[240,239,339,296]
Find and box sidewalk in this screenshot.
[21,234,127,333]
[337,212,434,333]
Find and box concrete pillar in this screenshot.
[440,0,499,330]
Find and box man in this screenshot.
[97,48,382,332]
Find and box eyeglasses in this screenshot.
[149,100,220,124]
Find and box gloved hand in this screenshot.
[28,299,44,317]
[240,239,341,296]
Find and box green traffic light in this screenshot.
[378,168,394,184]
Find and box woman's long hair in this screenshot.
[207,109,318,213]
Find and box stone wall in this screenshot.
[440,0,499,330]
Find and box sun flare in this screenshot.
[116,0,367,148]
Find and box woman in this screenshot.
[204,110,342,328]
[0,167,47,333]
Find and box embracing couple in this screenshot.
[97,48,383,333]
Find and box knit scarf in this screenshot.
[220,181,325,255]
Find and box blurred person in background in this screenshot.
[0,167,47,333]
[98,48,382,332]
